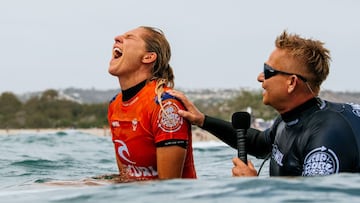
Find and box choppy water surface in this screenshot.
[1,131,360,203]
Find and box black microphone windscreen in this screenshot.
[231,112,251,129]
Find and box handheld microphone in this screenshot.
[231,112,251,164]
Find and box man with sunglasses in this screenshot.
[168,31,360,177]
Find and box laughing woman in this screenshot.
[107,26,197,182]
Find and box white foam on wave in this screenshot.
[192,141,227,149]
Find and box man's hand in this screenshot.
[167,90,205,127]
[232,157,258,177]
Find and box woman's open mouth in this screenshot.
[113,47,122,59]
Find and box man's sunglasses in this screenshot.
[263,63,307,82]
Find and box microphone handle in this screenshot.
[237,129,247,164]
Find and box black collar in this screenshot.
[281,97,322,123]
[122,80,147,102]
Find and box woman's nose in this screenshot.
[114,35,124,43]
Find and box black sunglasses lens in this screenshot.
[264,64,276,79]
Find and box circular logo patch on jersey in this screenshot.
[302,146,339,176]
[157,101,183,132]
[349,103,360,117]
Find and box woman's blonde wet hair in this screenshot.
[275,31,331,94]
[140,26,175,112]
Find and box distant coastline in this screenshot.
[0,128,111,137]
[10,87,360,105]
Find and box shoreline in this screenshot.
[0,127,219,142]
[0,128,111,137]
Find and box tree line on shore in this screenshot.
[0,89,278,129]
[0,89,108,129]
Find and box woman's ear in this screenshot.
[142,52,157,64]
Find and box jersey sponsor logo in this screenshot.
[114,139,158,178]
[125,165,158,177]
[111,121,120,127]
[157,101,183,132]
[272,144,284,166]
[302,146,339,176]
[114,139,136,164]
[132,119,138,131]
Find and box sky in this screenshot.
[1,0,360,94]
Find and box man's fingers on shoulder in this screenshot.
[177,109,186,117]
[167,90,187,101]
[169,89,183,96]
[166,90,179,97]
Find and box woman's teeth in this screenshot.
[113,47,122,58]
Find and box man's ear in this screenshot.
[287,75,297,93]
[142,52,157,64]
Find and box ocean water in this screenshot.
[1,131,360,203]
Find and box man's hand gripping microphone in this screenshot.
[232,112,251,164]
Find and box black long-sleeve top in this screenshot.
[201,98,360,176]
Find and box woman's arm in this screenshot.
[156,146,186,179]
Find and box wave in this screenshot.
[193,141,227,149]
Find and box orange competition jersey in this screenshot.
[108,81,196,180]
